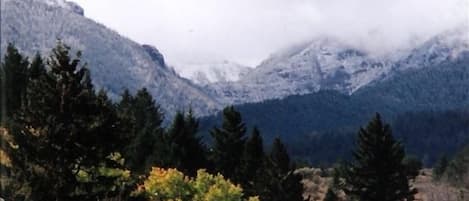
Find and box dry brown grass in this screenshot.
[296,168,329,201]
[413,169,469,201]
[298,168,468,201]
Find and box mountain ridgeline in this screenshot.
[203,26,469,105]
[201,51,469,165]
[3,0,469,168]
[0,0,221,117]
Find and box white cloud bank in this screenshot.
[73,0,468,67]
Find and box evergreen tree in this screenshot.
[240,127,266,196]
[166,110,207,176]
[280,172,305,201]
[115,89,136,142]
[343,113,417,201]
[270,137,291,175]
[267,138,305,201]
[210,106,247,183]
[5,42,126,200]
[28,53,47,80]
[181,109,207,174]
[119,88,165,175]
[243,127,264,176]
[0,43,29,121]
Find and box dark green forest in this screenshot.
[201,53,469,166]
[0,43,303,201]
[0,42,468,201]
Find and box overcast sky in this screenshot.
[73,0,468,67]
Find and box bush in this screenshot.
[134,168,259,201]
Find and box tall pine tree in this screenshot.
[270,138,291,175]
[5,42,126,200]
[343,113,417,201]
[165,110,207,176]
[28,53,47,80]
[118,88,166,175]
[268,138,305,201]
[0,43,29,121]
[210,106,247,183]
[240,127,266,196]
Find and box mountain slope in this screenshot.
[201,51,469,164]
[175,61,252,85]
[204,26,469,105]
[201,50,469,140]
[205,38,399,104]
[0,0,221,116]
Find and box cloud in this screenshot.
[73,0,468,67]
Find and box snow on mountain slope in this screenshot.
[205,25,469,105]
[397,26,469,71]
[30,0,84,15]
[0,0,221,116]
[205,38,400,104]
[175,61,252,85]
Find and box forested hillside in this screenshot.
[201,52,469,165]
[0,0,221,116]
[0,42,464,201]
[0,43,303,201]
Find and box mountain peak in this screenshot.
[27,0,84,15]
[142,44,166,67]
[1,0,221,116]
[203,26,469,105]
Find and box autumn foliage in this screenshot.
[134,168,259,201]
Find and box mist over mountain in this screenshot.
[201,25,469,105]
[2,0,467,120]
[201,48,469,164]
[2,1,469,200]
[175,60,252,85]
[73,0,467,68]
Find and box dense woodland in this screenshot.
[286,110,469,166]
[0,43,303,201]
[0,42,468,201]
[201,54,469,166]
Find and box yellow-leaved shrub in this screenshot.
[134,168,260,201]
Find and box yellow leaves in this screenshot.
[247,196,260,201]
[135,168,259,201]
[192,169,243,201]
[0,149,11,167]
[136,167,193,201]
[0,128,13,167]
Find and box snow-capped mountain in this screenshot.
[175,61,252,85]
[205,38,400,104]
[2,0,467,116]
[396,26,469,71]
[0,0,221,116]
[31,0,84,15]
[204,25,469,105]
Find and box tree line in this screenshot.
[199,54,469,167]
[0,42,303,201]
[0,42,423,201]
